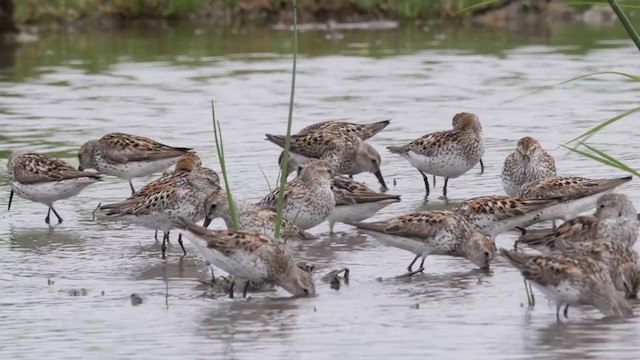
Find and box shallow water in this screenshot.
[1,22,640,359]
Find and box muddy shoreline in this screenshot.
[5,1,615,33]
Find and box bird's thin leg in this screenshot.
[242,281,250,298]
[8,190,14,211]
[528,281,535,306]
[50,206,63,224]
[479,158,485,175]
[432,175,437,187]
[161,232,168,260]
[443,177,449,198]
[418,256,427,270]
[406,254,420,272]
[556,304,562,322]
[154,230,159,243]
[177,233,186,256]
[563,304,569,319]
[229,280,235,299]
[419,171,430,197]
[129,180,136,194]
[45,208,51,224]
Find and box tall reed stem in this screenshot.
[211,101,240,230]
[273,0,297,240]
[608,0,640,52]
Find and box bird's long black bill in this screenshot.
[374,170,388,192]
[8,190,14,211]
[203,217,212,228]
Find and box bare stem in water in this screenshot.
[274,0,298,241]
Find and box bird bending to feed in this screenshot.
[500,249,633,320]
[556,239,640,299]
[173,217,316,298]
[277,119,390,177]
[257,160,335,230]
[329,175,401,233]
[94,154,220,259]
[387,112,484,198]
[266,128,388,190]
[517,176,632,224]
[502,136,556,197]
[7,151,102,225]
[517,193,639,250]
[78,132,191,194]
[203,188,316,241]
[355,210,495,277]
[453,195,559,239]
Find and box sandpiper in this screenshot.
[501,249,633,319]
[557,239,640,299]
[453,196,558,239]
[518,176,632,224]
[355,210,495,276]
[78,132,191,193]
[174,217,315,298]
[7,152,102,224]
[266,129,388,190]
[203,189,316,241]
[518,193,639,250]
[277,119,390,177]
[387,112,484,198]
[329,175,401,233]
[502,137,556,197]
[257,160,335,230]
[95,155,219,259]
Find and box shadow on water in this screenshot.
[8,226,84,252]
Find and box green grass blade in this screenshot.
[455,0,497,14]
[562,144,640,177]
[211,101,240,231]
[500,71,640,105]
[273,0,298,241]
[564,107,640,145]
[609,0,640,52]
[577,141,640,177]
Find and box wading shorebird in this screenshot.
[501,249,633,320]
[277,119,390,177]
[355,210,495,277]
[95,154,220,259]
[78,132,191,194]
[257,160,335,230]
[174,217,316,298]
[7,152,101,225]
[266,128,388,190]
[518,193,639,250]
[387,112,484,198]
[502,137,556,197]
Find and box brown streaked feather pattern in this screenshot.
[518,215,599,248]
[332,176,400,205]
[266,130,356,160]
[518,176,632,200]
[12,153,101,184]
[501,249,610,286]
[454,196,557,222]
[98,132,192,164]
[355,211,466,240]
[298,119,390,140]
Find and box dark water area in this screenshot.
[1,22,640,359]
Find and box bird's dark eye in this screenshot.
[303,289,309,295]
[599,204,605,208]
[484,251,490,257]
